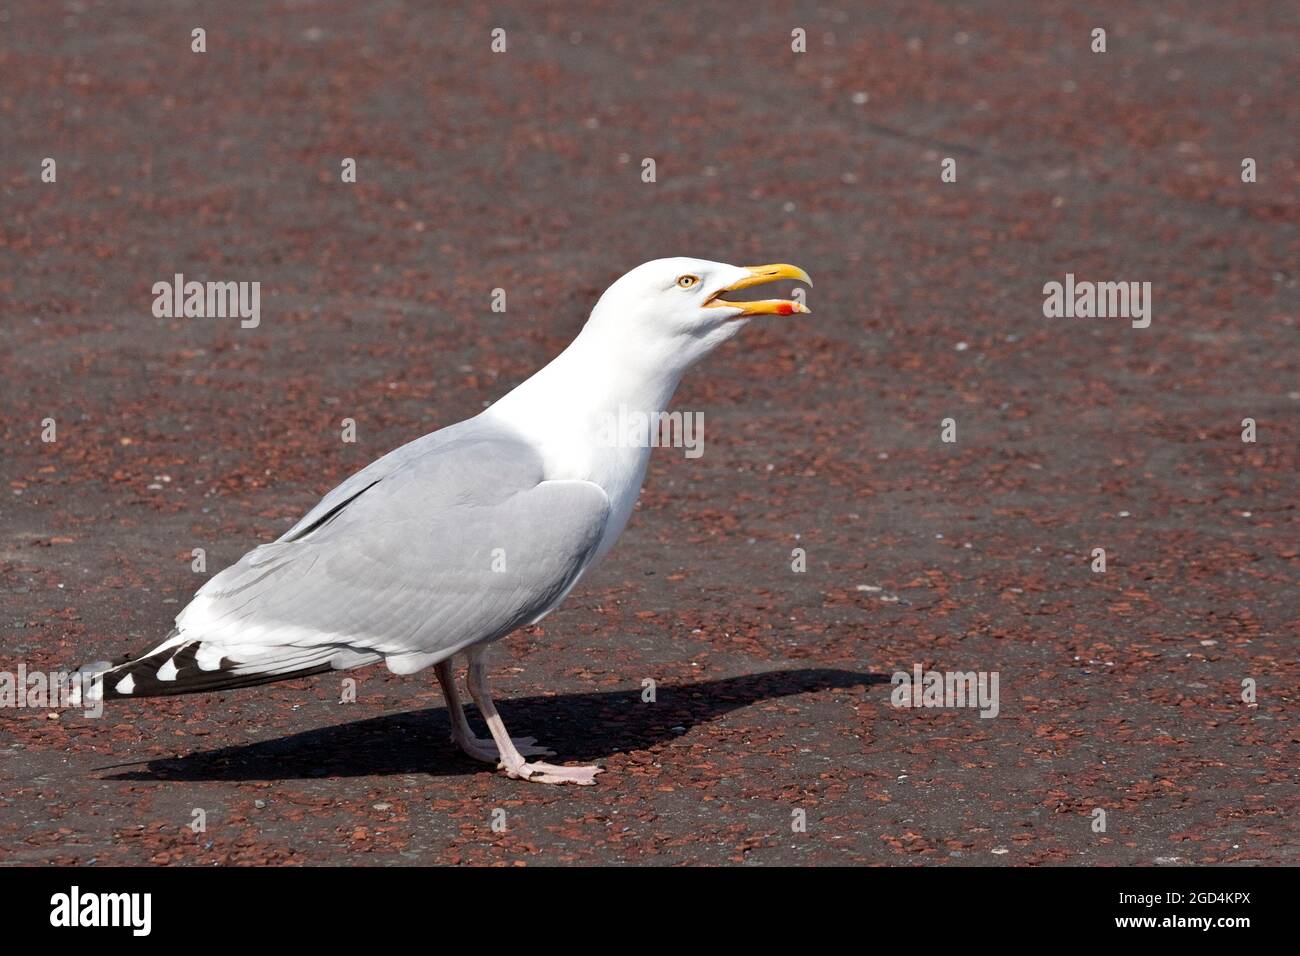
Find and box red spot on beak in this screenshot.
[776,302,795,316]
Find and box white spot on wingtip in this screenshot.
[157,659,178,681]
[114,674,135,695]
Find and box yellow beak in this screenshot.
[704,263,813,316]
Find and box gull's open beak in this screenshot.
[704,263,813,316]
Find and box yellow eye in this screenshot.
[676,274,699,288]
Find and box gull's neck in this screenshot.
[484,319,685,483]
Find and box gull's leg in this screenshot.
[465,646,603,785]
[435,658,552,763]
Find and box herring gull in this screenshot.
[75,258,812,785]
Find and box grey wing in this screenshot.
[277,418,476,543]
[163,430,610,682]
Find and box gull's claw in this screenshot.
[507,761,604,786]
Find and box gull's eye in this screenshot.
[676,274,700,289]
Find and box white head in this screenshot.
[582,257,812,375]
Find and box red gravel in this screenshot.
[1,1,1296,865]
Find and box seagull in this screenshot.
[76,258,812,785]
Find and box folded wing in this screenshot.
[90,424,611,700]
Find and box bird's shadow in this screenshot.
[105,668,887,782]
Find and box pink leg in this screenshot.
[435,658,552,764]
[465,647,602,785]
